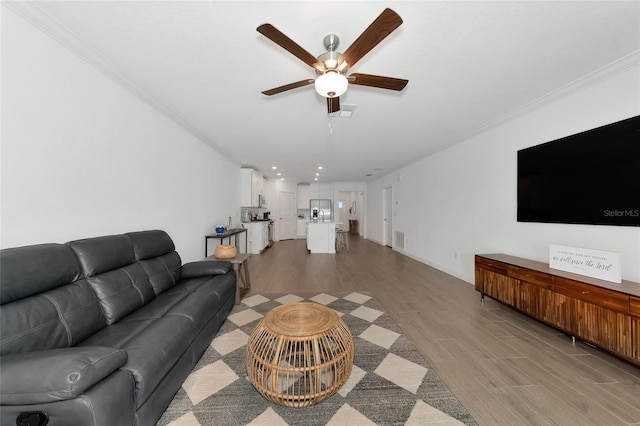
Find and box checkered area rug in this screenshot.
[156,291,477,425]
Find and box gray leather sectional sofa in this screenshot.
[0,230,236,426]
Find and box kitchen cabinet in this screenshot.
[247,222,269,254]
[475,253,640,366]
[240,168,264,207]
[296,219,308,239]
[297,184,310,209]
[309,183,332,201]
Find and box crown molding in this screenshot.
[3,1,233,160]
[445,49,640,147]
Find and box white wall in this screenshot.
[1,8,240,262]
[368,63,640,283]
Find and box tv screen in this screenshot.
[517,115,640,227]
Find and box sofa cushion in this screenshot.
[0,244,106,356]
[69,234,136,276]
[126,230,174,260]
[78,319,154,349]
[0,243,81,305]
[117,316,197,407]
[163,274,233,327]
[1,280,107,356]
[127,231,182,295]
[68,235,156,324]
[85,263,156,324]
[136,252,182,295]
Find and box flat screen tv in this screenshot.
[517,115,640,227]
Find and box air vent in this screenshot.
[395,231,405,249]
[328,104,356,118]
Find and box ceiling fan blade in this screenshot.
[349,73,408,91]
[338,8,403,69]
[327,97,340,114]
[262,79,315,96]
[257,24,324,71]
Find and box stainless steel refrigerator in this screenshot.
[310,199,332,222]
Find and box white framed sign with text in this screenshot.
[549,244,621,283]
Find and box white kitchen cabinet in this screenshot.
[296,219,308,239]
[247,222,269,254]
[297,184,310,209]
[241,168,264,207]
[246,222,269,254]
[309,183,332,201]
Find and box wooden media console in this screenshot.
[475,253,640,367]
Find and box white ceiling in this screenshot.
[9,1,640,184]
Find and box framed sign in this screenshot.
[549,244,621,283]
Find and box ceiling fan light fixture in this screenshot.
[315,71,348,98]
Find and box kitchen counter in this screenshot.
[306,222,336,254]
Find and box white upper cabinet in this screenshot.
[309,183,332,200]
[240,168,264,207]
[297,184,310,209]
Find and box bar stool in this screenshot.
[335,229,349,252]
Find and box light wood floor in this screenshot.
[246,237,640,425]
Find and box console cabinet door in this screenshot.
[630,296,640,362]
[475,256,507,294]
[476,266,518,305]
[518,281,555,324]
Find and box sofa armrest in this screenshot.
[0,346,127,405]
[181,260,232,278]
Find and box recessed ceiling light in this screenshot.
[277,172,281,176]
[315,173,320,176]
[272,166,277,169]
[314,178,318,181]
[318,166,323,170]
[280,177,284,181]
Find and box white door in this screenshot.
[383,187,393,247]
[279,191,296,240]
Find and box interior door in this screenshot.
[383,187,393,247]
[279,191,296,240]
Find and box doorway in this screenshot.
[338,191,363,234]
[383,187,393,247]
[278,191,296,240]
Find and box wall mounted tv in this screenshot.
[517,115,640,227]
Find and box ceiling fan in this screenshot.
[257,8,408,114]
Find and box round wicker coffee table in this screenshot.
[246,302,354,407]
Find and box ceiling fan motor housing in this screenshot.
[316,51,343,75]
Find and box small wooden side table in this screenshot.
[205,253,251,304]
[348,219,359,235]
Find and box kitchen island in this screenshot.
[306,222,336,254]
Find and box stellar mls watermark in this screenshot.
[603,209,639,217]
